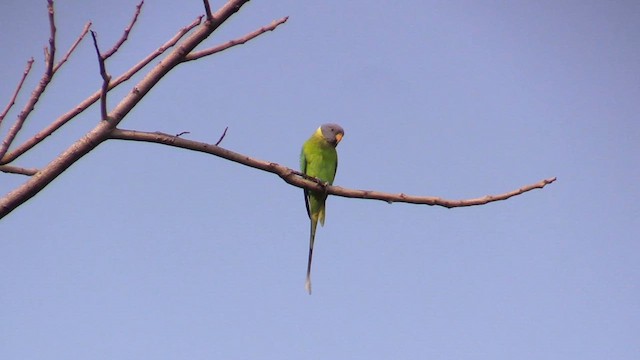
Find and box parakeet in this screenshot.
[300,123,344,294]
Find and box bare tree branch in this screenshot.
[0,1,59,161]
[44,0,56,75]
[108,128,557,208]
[0,16,202,165]
[53,21,92,73]
[0,165,38,176]
[90,31,111,120]
[102,0,144,60]
[0,0,256,219]
[0,1,91,163]
[0,58,34,127]
[185,16,289,61]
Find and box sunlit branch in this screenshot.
[44,0,56,75]
[0,58,34,127]
[0,1,58,161]
[0,0,256,219]
[0,1,91,163]
[185,16,288,61]
[0,16,203,165]
[103,0,144,59]
[0,165,38,176]
[53,22,92,73]
[109,128,557,208]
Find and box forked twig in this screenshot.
[90,31,111,120]
[0,16,203,165]
[185,16,289,61]
[0,0,59,161]
[1,0,255,218]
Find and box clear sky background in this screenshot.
[1,1,638,359]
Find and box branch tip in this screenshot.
[0,165,38,176]
[0,58,35,126]
[102,0,144,59]
[215,126,228,146]
[185,15,289,61]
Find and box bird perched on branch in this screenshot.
[300,123,344,294]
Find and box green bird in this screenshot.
[300,123,344,294]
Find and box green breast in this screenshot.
[301,135,338,185]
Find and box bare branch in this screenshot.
[0,1,59,161]
[185,16,289,62]
[45,0,56,75]
[109,128,557,208]
[203,0,213,20]
[97,0,251,128]
[215,126,228,146]
[0,165,38,176]
[90,31,111,120]
[53,21,92,73]
[0,0,254,219]
[326,178,558,207]
[0,58,34,127]
[0,16,202,165]
[102,0,144,59]
[0,4,92,163]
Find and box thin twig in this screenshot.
[185,16,288,61]
[175,131,190,137]
[109,128,557,208]
[90,31,111,120]
[44,0,56,75]
[203,0,213,20]
[0,165,38,176]
[102,0,144,59]
[53,21,92,73]
[0,16,203,165]
[215,126,228,146]
[0,58,34,127]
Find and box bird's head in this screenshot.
[319,123,344,147]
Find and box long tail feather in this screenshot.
[305,218,318,294]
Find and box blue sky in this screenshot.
[1,1,639,359]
